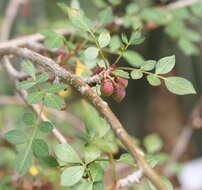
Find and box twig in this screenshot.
[3,58,68,144]
[167,0,198,9]
[116,169,144,189]
[0,0,23,41]
[0,47,168,190]
[163,97,202,177]
[0,28,74,49]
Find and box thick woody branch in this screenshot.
[0,47,168,190]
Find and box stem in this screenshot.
[117,66,166,80]
[109,153,117,187]
[88,30,109,68]
[113,43,130,65]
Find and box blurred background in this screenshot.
[0,0,202,189]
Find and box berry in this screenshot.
[116,77,128,88]
[112,84,126,102]
[101,79,114,96]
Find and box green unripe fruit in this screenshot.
[101,79,114,96]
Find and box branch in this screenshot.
[0,47,168,190]
[0,0,23,41]
[116,169,144,189]
[3,57,68,144]
[0,28,74,49]
[163,97,202,177]
[167,0,198,9]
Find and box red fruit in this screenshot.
[112,84,126,102]
[101,79,114,96]
[116,77,128,88]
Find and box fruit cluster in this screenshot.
[100,76,128,102]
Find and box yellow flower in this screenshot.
[29,166,39,176]
[75,59,86,76]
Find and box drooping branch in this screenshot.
[0,47,168,190]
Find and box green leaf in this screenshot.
[74,180,93,190]
[36,73,49,83]
[66,7,91,31]
[70,0,80,9]
[38,121,53,133]
[131,70,143,80]
[82,101,110,137]
[113,70,130,79]
[93,182,104,190]
[141,60,156,71]
[143,134,163,154]
[123,50,144,67]
[155,55,175,74]
[84,47,99,60]
[43,83,67,93]
[21,61,36,80]
[98,7,114,25]
[164,77,196,95]
[38,155,59,167]
[61,166,85,187]
[141,8,169,25]
[109,35,121,51]
[84,145,101,164]
[117,153,134,164]
[145,155,159,168]
[40,30,64,48]
[32,139,49,158]
[5,129,28,144]
[14,148,33,173]
[22,112,36,125]
[89,163,104,182]
[98,32,111,48]
[27,91,44,104]
[54,144,82,163]
[121,33,129,44]
[178,37,199,56]
[44,94,64,110]
[129,32,145,45]
[147,75,161,86]
[17,80,36,90]
[126,3,139,15]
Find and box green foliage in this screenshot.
[61,166,85,187]
[54,143,82,163]
[165,77,196,95]
[38,121,53,133]
[21,61,36,80]
[143,134,163,154]
[98,32,111,48]
[84,47,99,60]
[5,129,28,144]
[40,30,65,48]
[3,1,200,189]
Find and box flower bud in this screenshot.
[101,79,114,96]
[112,84,126,102]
